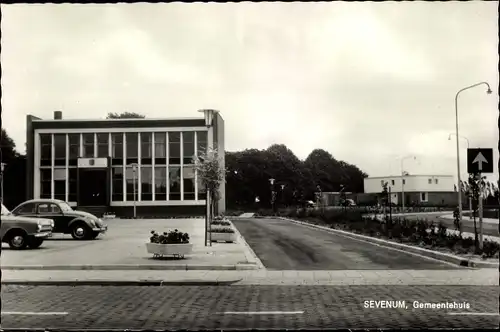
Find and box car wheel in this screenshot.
[71,223,91,240]
[8,231,28,250]
[28,237,44,249]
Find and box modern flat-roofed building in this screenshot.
[363,174,460,206]
[25,109,225,217]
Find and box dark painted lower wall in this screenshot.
[109,205,206,218]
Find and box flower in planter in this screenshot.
[211,220,231,226]
[209,227,235,233]
[150,229,190,244]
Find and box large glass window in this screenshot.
[54,168,66,200]
[154,167,167,200]
[168,132,181,165]
[140,133,152,165]
[183,166,195,200]
[68,168,77,202]
[168,166,181,200]
[111,133,123,165]
[183,132,195,164]
[40,134,52,167]
[112,167,123,201]
[125,133,138,161]
[82,133,94,158]
[140,166,153,201]
[125,166,138,201]
[197,171,206,200]
[68,134,80,166]
[196,131,208,157]
[97,133,109,158]
[40,168,52,198]
[54,134,66,166]
[154,132,166,161]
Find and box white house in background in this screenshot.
[363,174,457,206]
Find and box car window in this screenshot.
[15,203,37,214]
[38,203,62,214]
[1,204,10,215]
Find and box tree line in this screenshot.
[225,144,367,209]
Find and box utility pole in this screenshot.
[131,163,138,219]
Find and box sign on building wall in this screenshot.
[77,158,108,168]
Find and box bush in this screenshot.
[150,229,190,244]
[209,227,235,233]
[482,240,500,258]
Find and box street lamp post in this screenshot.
[130,163,138,219]
[0,162,5,205]
[339,184,345,213]
[448,134,471,213]
[269,178,276,213]
[454,82,492,222]
[280,184,285,208]
[401,155,416,215]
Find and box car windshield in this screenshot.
[1,204,11,215]
[58,202,73,212]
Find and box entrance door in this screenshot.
[78,169,108,206]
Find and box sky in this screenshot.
[1,2,498,183]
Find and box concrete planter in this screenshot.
[146,243,193,258]
[210,232,237,243]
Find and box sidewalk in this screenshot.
[1,218,261,271]
[1,269,497,286]
[440,214,498,225]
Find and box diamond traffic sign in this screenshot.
[467,148,493,173]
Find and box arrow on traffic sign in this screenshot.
[472,152,488,171]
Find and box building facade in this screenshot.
[25,110,225,217]
[363,174,459,206]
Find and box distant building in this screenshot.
[25,110,225,217]
[362,174,460,206]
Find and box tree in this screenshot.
[1,128,25,208]
[1,128,20,163]
[194,147,227,245]
[468,172,487,252]
[106,112,145,119]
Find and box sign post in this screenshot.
[467,148,493,251]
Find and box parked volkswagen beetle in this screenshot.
[1,203,54,249]
[11,199,108,240]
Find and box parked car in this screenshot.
[1,203,54,249]
[11,199,108,240]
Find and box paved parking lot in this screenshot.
[1,218,251,268]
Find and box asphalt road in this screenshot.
[406,215,499,237]
[232,218,461,270]
[1,285,497,329]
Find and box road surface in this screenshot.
[1,285,497,329]
[232,218,461,270]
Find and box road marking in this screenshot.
[447,312,499,316]
[1,312,69,315]
[220,311,304,315]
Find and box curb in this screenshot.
[0,279,242,286]
[276,217,499,269]
[0,264,259,271]
[230,219,266,270]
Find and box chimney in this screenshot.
[54,111,62,120]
